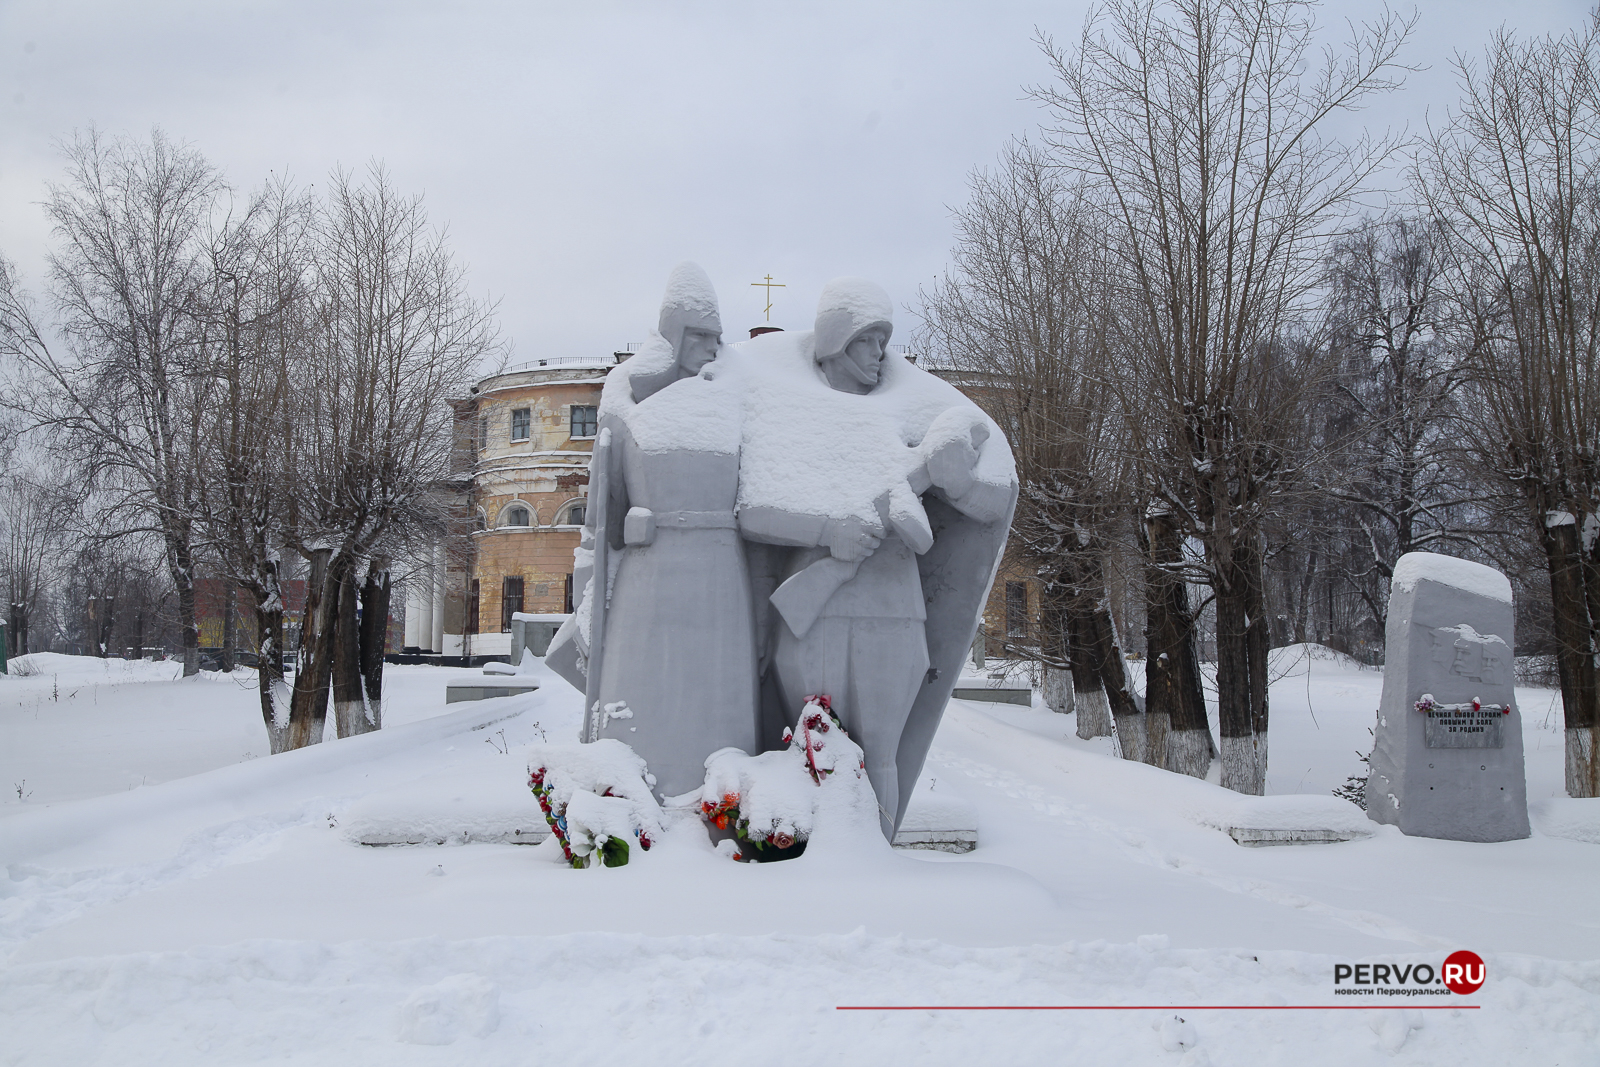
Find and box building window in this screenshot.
[556,499,586,526]
[474,508,487,533]
[570,405,598,438]
[501,504,531,528]
[466,579,480,635]
[477,416,488,453]
[502,576,524,632]
[564,573,574,614]
[510,407,531,442]
[1006,581,1028,637]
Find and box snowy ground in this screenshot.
[1,647,1597,1065]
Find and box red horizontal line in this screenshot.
[836,1005,1479,1011]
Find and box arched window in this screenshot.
[498,503,533,528]
[554,498,586,527]
[474,508,487,533]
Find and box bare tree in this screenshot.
[1,129,222,677]
[0,465,65,659]
[918,140,1151,757]
[191,177,316,753]
[1419,16,1600,797]
[60,531,169,658]
[283,164,499,747]
[1033,0,1414,792]
[1319,215,1478,625]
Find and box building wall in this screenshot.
[473,527,583,625]
[979,547,1039,657]
[439,359,619,653]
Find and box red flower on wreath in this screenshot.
[702,791,740,831]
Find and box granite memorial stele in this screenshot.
[1366,551,1530,842]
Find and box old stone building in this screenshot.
[404,355,624,659]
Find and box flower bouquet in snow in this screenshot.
[527,739,662,868]
[699,696,868,862]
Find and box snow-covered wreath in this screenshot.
[527,696,878,866]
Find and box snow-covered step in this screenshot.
[1226,827,1372,846]
[344,769,981,853]
[342,769,550,847]
[893,778,979,853]
[950,675,1032,706]
[891,828,978,852]
[1196,793,1377,847]
[444,681,541,703]
[356,825,549,846]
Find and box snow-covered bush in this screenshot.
[527,739,662,868]
[699,696,875,861]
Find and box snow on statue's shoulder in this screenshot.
[598,332,741,455]
[726,329,1008,526]
[1391,551,1511,603]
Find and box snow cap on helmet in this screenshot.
[658,262,722,354]
[813,277,893,363]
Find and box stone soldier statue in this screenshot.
[734,279,1017,836]
[546,263,759,799]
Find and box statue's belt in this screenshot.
[623,508,737,545]
[650,510,737,529]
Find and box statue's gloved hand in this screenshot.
[822,514,883,561]
[924,433,980,499]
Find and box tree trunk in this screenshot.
[1042,667,1075,715]
[1087,600,1146,763]
[166,531,201,677]
[1069,606,1113,739]
[287,547,336,748]
[1145,509,1212,777]
[1215,534,1270,795]
[1074,546,1147,759]
[357,558,391,733]
[220,587,236,673]
[1039,580,1075,714]
[1294,548,1317,645]
[1543,514,1600,798]
[1244,534,1271,787]
[256,593,291,755]
[331,560,364,738]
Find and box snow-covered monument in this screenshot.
[1366,552,1530,841]
[545,264,1018,838]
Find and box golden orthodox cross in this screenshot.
[750,273,786,322]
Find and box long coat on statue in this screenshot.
[721,325,1017,835]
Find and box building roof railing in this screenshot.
[498,354,627,374]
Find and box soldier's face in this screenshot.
[678,328,721,376]
[843,328,888,385]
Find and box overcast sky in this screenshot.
[1,1,1593,370]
